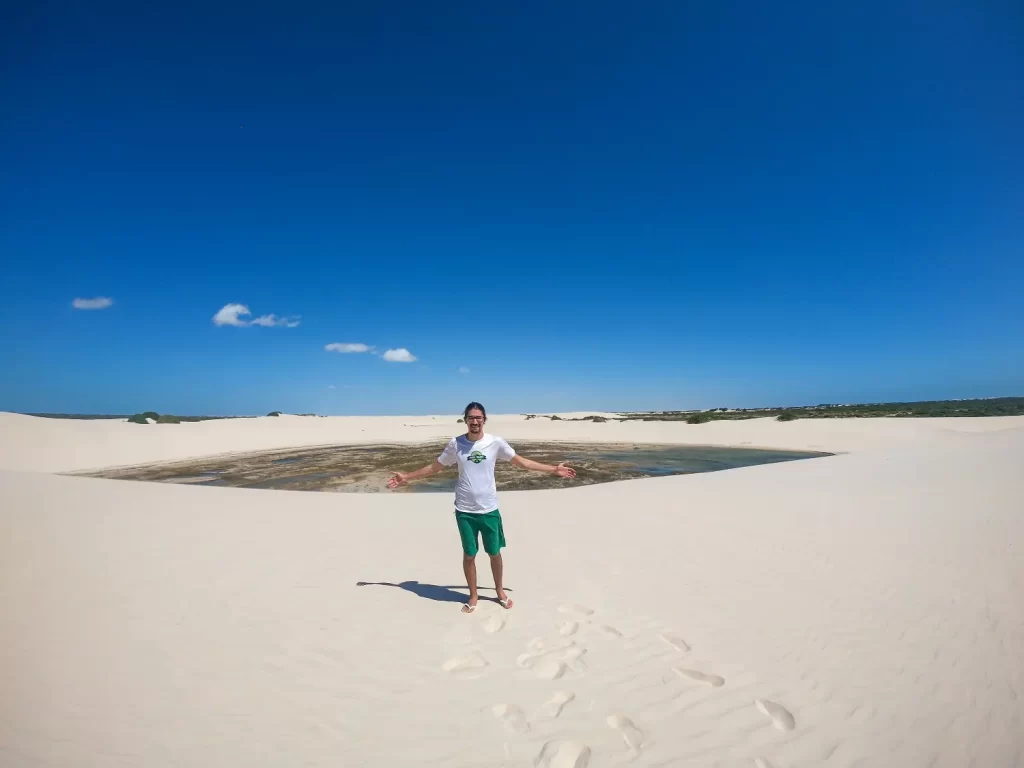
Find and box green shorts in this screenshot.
[455,509,506,556]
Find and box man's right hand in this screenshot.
[387,472,407,490]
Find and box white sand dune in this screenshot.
[1,411,1023,766]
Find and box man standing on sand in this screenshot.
[387,402,577,613]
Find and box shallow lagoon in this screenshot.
[82,441,832,493]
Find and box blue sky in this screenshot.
[1,1,1022,415]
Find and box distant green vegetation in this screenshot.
[123,411,243,425]
[126,412,166,425]
[29,412,254,421]
[27,413,130,420]
[618,397,1024,422]
[25,396,1024,425]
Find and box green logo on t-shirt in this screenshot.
[467,450,486,464]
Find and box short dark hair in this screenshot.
[463,401,486,421]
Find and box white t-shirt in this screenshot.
[438,433,517,513]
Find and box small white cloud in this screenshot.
[73,297,113,310]
[383,348,417,363]
[250,314,301,328]
[325,342,374,353]
[458,366,471,374]
[327,384,336,389]
[213,303,251,326]
[213,303,299,328]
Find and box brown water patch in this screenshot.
[77,441,831,493]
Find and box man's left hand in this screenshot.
[554,462,576,479]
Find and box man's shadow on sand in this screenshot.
[356,580,511,605]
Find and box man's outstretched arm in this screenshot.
[511,455,576,479]
[388,460,447,488]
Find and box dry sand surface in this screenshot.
[2,411,1023,767]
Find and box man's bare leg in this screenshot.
[489,553,513,609]
[462,555,479,612]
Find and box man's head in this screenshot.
[463,401,486,436]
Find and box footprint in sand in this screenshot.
[517,643,587,680]
[557,603,595,618]
[492,703,529,735]
[607,715,645,756]
[442,652,489,680]
[534,740,591,768]
[755,699,796,731]
[673,667,725,687]
[558,620,579,636]
[595,624,623,637]
[483,613,506,633]
[659,632,691,652]
[537,662,568,680]
[532,650,586,680]
[541,690,576,718]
